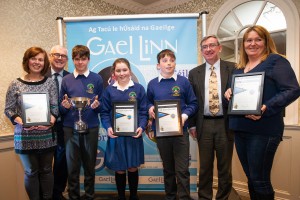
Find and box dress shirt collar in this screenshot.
[158,73,177,82]
[112,79,134,91]
[74,69,90,78]
[51,68,63,77]
[206,59,221,71]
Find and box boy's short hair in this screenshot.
[72,45,90,60]
[157,49,176,63]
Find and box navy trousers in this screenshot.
[235,131,280,199]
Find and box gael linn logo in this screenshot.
[129,92,137,101]
[87,36,178,62]
[148,176,164,183]
[86,83,94,94]
[172,86,180,96]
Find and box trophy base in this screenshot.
[74,121,88,134]
[74,129,88,134]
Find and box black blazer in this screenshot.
[45,66,70,107]
[188,60,235,140]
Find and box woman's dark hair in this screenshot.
[111,58,131,72]
[22,47,49,75]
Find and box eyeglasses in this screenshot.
[201,43,219,50]
[51,53,68,59]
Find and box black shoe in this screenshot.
[53,194,67,200]
[129,196,139,200]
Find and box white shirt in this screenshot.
[158,73,177,82]
[74,69,90,78]
[51,68,63,92]
[112,79,134,91]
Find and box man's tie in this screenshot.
[53,73,60,95]
[209,66,220,115]
[53,73,60,118]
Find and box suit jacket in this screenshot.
[188,60,235,140]
[45,67,70,119]
[45,67,69,79]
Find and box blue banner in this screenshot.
[65,15,198,192]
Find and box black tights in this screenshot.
[115,171,139,200]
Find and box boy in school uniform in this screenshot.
[146,49,198,200]
[60,45,103,200]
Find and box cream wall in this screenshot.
[1,0,299,135]
[0,0,133,135]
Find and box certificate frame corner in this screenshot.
[112,101,138,136]
[228,72,265,115]
[21,92,51,127]
[154,99,183,137]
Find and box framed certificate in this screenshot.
[228,72,265,115]
[154,100,183,137]
[21,92,51,127]
[113,101,137,136]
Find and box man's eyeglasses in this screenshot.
[201,43,219,50]
[51,53,68,59]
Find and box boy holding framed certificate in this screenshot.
[146,49,198,200]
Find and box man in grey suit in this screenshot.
[46,45,70,200]
[188,35,235,200]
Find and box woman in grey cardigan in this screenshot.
[4,47,58,200]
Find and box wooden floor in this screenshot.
[73,189,251,200]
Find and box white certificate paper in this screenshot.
[228,72,265,115]
[115,106,135,133]
[21,93,50,126]
[232,76,262,110]
[155,100,183,137]
[157,105,180,132]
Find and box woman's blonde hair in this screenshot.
[237,25,279,69]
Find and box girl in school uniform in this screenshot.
[101,58,148,200]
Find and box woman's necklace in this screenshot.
[244,65,254,73]
[245,61,260,73]
[24,74,44,82]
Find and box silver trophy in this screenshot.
[70,97,90,133]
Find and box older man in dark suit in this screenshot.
[46,45,70,200]
[188,35,235,200]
